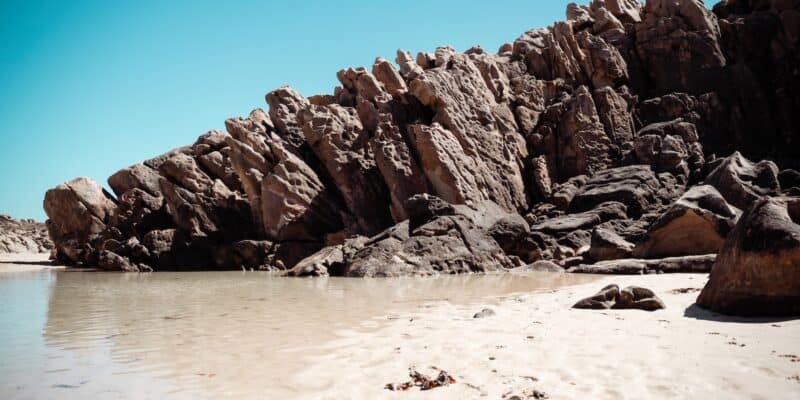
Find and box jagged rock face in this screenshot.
[408,52,528,212]
[697,197,800,316]
[225,112,343,242]
[633,185,740,258]
[44,177,116,263]
[297,104,393,236]
[40,1,800,278]
[0,215,52,254]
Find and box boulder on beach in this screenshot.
[697,197,800,316]
[573,284,666,311]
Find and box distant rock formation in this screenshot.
[42,0,799,299]
[0,215,52,254]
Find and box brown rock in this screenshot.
[0,215,52,254]
[704,152,780,210]
[635,0,726,95]
[697,197,800,316]
[408,51,528,212]
[573,284,665,311]
[108,163,162,197]
[344,213,513,277]
[568,254,716,274]
[44,177,117,263]
[298,104,393,236]
[633,185,740,258]
[588,227,634,262]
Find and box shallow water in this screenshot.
[0,268,596,399]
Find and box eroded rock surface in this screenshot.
[697,198,800,316]
[0,215,52,254]
[41,0,800,279]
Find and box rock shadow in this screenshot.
[683,303,799,323]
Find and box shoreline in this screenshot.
[0,252,64,273]
[1,254,798,398]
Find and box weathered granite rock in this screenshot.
[633,185,740,258]
[44,177,116,263]
[704,152,780,210]
[97,250,147,272]
[573,284,620,309]
[0,215,52,254]
[573,283,665,311]
[298,104,393,235]
[697,197,800,316]
[404,194,456,231]
[635,0,726,95]
[40,1,800,275]
[587,227,634,262]
[570,165,678,217]
[634,119,704,177]
[343,214,513,277]
[408,51,528,212]
[569,254,716,274]
[511,260,565,273]
[108,163,162,197]
[779,169,800,192]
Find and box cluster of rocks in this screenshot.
[573,284,666,311]
[0,215,52,254]
[41,1,799,314]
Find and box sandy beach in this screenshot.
[0,253,798,399]
[0,252,61,273]
[296,273,800,399]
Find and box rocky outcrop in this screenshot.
[41,1,800,276]
[697,198,800,316]
[0,215,52,254]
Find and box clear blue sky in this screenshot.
[0,0,574,220]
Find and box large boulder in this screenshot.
[697,197,800,316]
[43,177,117,263]
[633,185,740,258]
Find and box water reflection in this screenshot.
[2,269,596,399]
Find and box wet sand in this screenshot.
[0,254,797,399]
